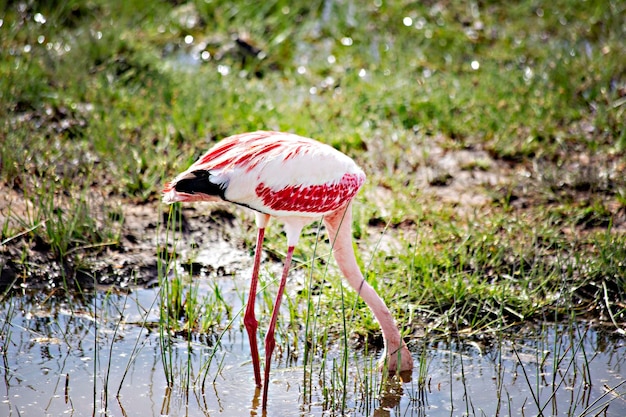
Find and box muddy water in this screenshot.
[1,281,625,417]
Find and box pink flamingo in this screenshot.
[163,131,413,409]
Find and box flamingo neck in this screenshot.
[323,205,405,356]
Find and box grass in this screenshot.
[1,0,625,414]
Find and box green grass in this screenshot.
[1,0,625,357]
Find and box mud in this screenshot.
[0,188,245,290]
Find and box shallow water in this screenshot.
[1,281,625,417]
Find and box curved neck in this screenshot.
[323,204,404,353]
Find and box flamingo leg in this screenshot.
[261,245,295,410]
[244,227,265,387]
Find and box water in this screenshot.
[1,283,625,417]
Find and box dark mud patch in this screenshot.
[0,188,246,291]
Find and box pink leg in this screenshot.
[261,245,295,410]
[244,227,265,388]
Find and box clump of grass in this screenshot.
[162,273,230,337]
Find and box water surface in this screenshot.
[2,282,625,416]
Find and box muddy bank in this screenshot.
[0,190,244,291]
[1,143,625,316]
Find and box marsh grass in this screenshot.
[510,322,596,417]
[0,284,161,414]
[87,282,165,413]
[159,204,246,394]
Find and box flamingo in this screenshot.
[162,131,413,409]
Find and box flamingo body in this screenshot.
[163,131,365,218]
[163,131,412,410]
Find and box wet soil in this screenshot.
[0,189,242,290]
